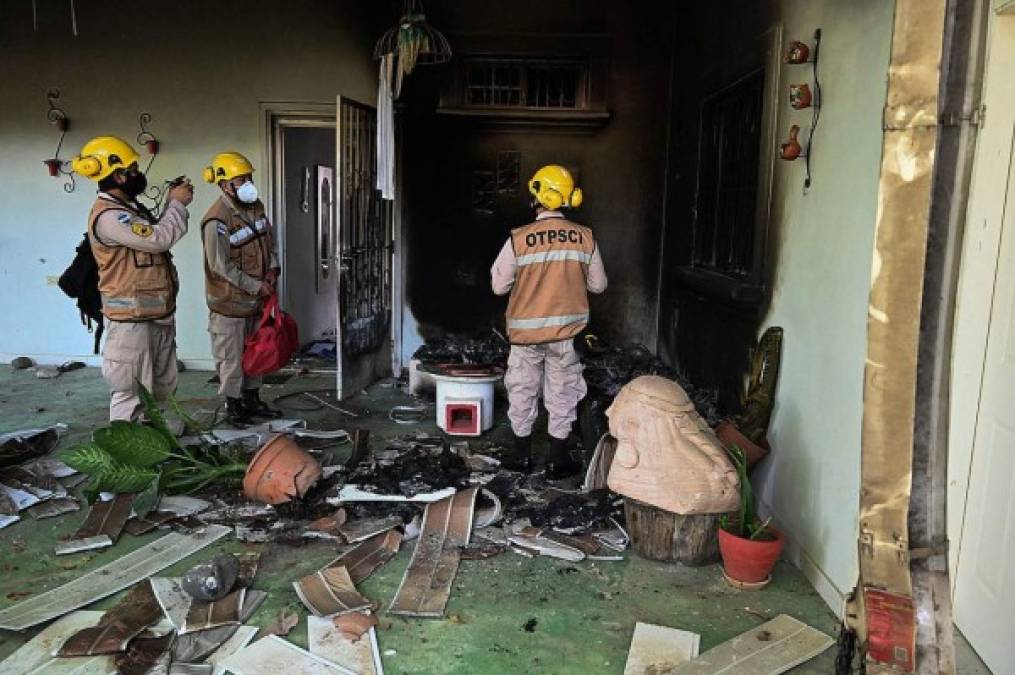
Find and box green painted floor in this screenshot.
[0,365,840,673]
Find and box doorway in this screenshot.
[282,125,338,365]
[264,101,396,397]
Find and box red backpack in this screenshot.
[243,294,299,376]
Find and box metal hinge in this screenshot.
[941,104,985,128]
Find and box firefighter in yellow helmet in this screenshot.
[490,165,608,476]
[200,152,281,426]
[71,136,194,422]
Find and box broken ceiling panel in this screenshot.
[0,524,230,630]
[57,581,163,656]
[218,635,355,675]
[307,614,383,675]
[56,492,135,555]
[623,622,700,675]
[0,611,115,675]
[182,588,247,634]
[389,488,477,617]
[667,614,833,674]
[323,529,402,585]
[204,625,258,675]
[294,565,373,617]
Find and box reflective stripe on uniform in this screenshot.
[515,250,592,267]
[507,312,590,330]
[102,295,168,309]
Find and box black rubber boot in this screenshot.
[503,434,533,473]
[242,388,282,419]
[226,397,254,427]
[546,435,581,479]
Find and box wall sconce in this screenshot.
[781,29,822,189]
[43,88,75,193]
[137,113,159,156]
[136,113,164,205]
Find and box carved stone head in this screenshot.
[606,375,739,515]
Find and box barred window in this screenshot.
[463,59,585,109]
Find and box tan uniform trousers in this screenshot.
[504,340,587,440]
[101,320,178,422]
[209,312,262,399]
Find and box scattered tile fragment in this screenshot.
[26,496,79,519]
[204,625,258,675]
[182,589,247,634]
[333,611,379,642]
[114,632,174,675]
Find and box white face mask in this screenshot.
[235,180,258,204]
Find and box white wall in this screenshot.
[0,1,377,368]
[749,0,896,614]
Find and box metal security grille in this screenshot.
[464,59,583,109]
[692,69,765,279]
[337,98,393,357]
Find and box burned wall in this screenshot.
[399,0,675,349]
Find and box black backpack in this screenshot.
[58,234,104,354]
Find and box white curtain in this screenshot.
[376,54,396,201]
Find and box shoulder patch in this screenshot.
[131,221,154,238]
[116,212,131,224]
[216,222,228,235]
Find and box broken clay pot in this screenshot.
[243,434,323,505]
[714,420,770,470]
[181,553,240,601]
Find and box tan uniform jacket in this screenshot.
[492,211,607,344]
[201,196,278,318]
[89,194,187,322]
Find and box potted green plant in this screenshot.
[61,385,249,517]
[717,445,785,589]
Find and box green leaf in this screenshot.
[94,421,173,467]
[139,384,179,449]
[95,462,159,493]
[62,444,117,476]
[132,471,161,519]
[82,476,102,505]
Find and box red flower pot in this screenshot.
[715,420,770,470]
[243,434,322,504]
[44,159,62,177]
[718,526,785,584]
[146,140,160,155]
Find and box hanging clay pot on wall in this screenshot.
[789,83,813,109]
[44,159,62,177]
[780,125,803,161]
[243,434,323,505]
[146,139,160,155]
[785,40,810,64]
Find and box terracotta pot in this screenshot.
[715,420,770,470]
[44,158,62,177]
[146,139,160,155]
[243,434,322,505]
[718,526,785,584]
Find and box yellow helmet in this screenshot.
[203,152,255,184]
[528,164,583,210]
[71,136,141,181]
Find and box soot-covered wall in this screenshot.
[399,0,675,348]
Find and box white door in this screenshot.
[953,124,1015,674]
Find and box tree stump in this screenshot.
[624,498,722,565]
